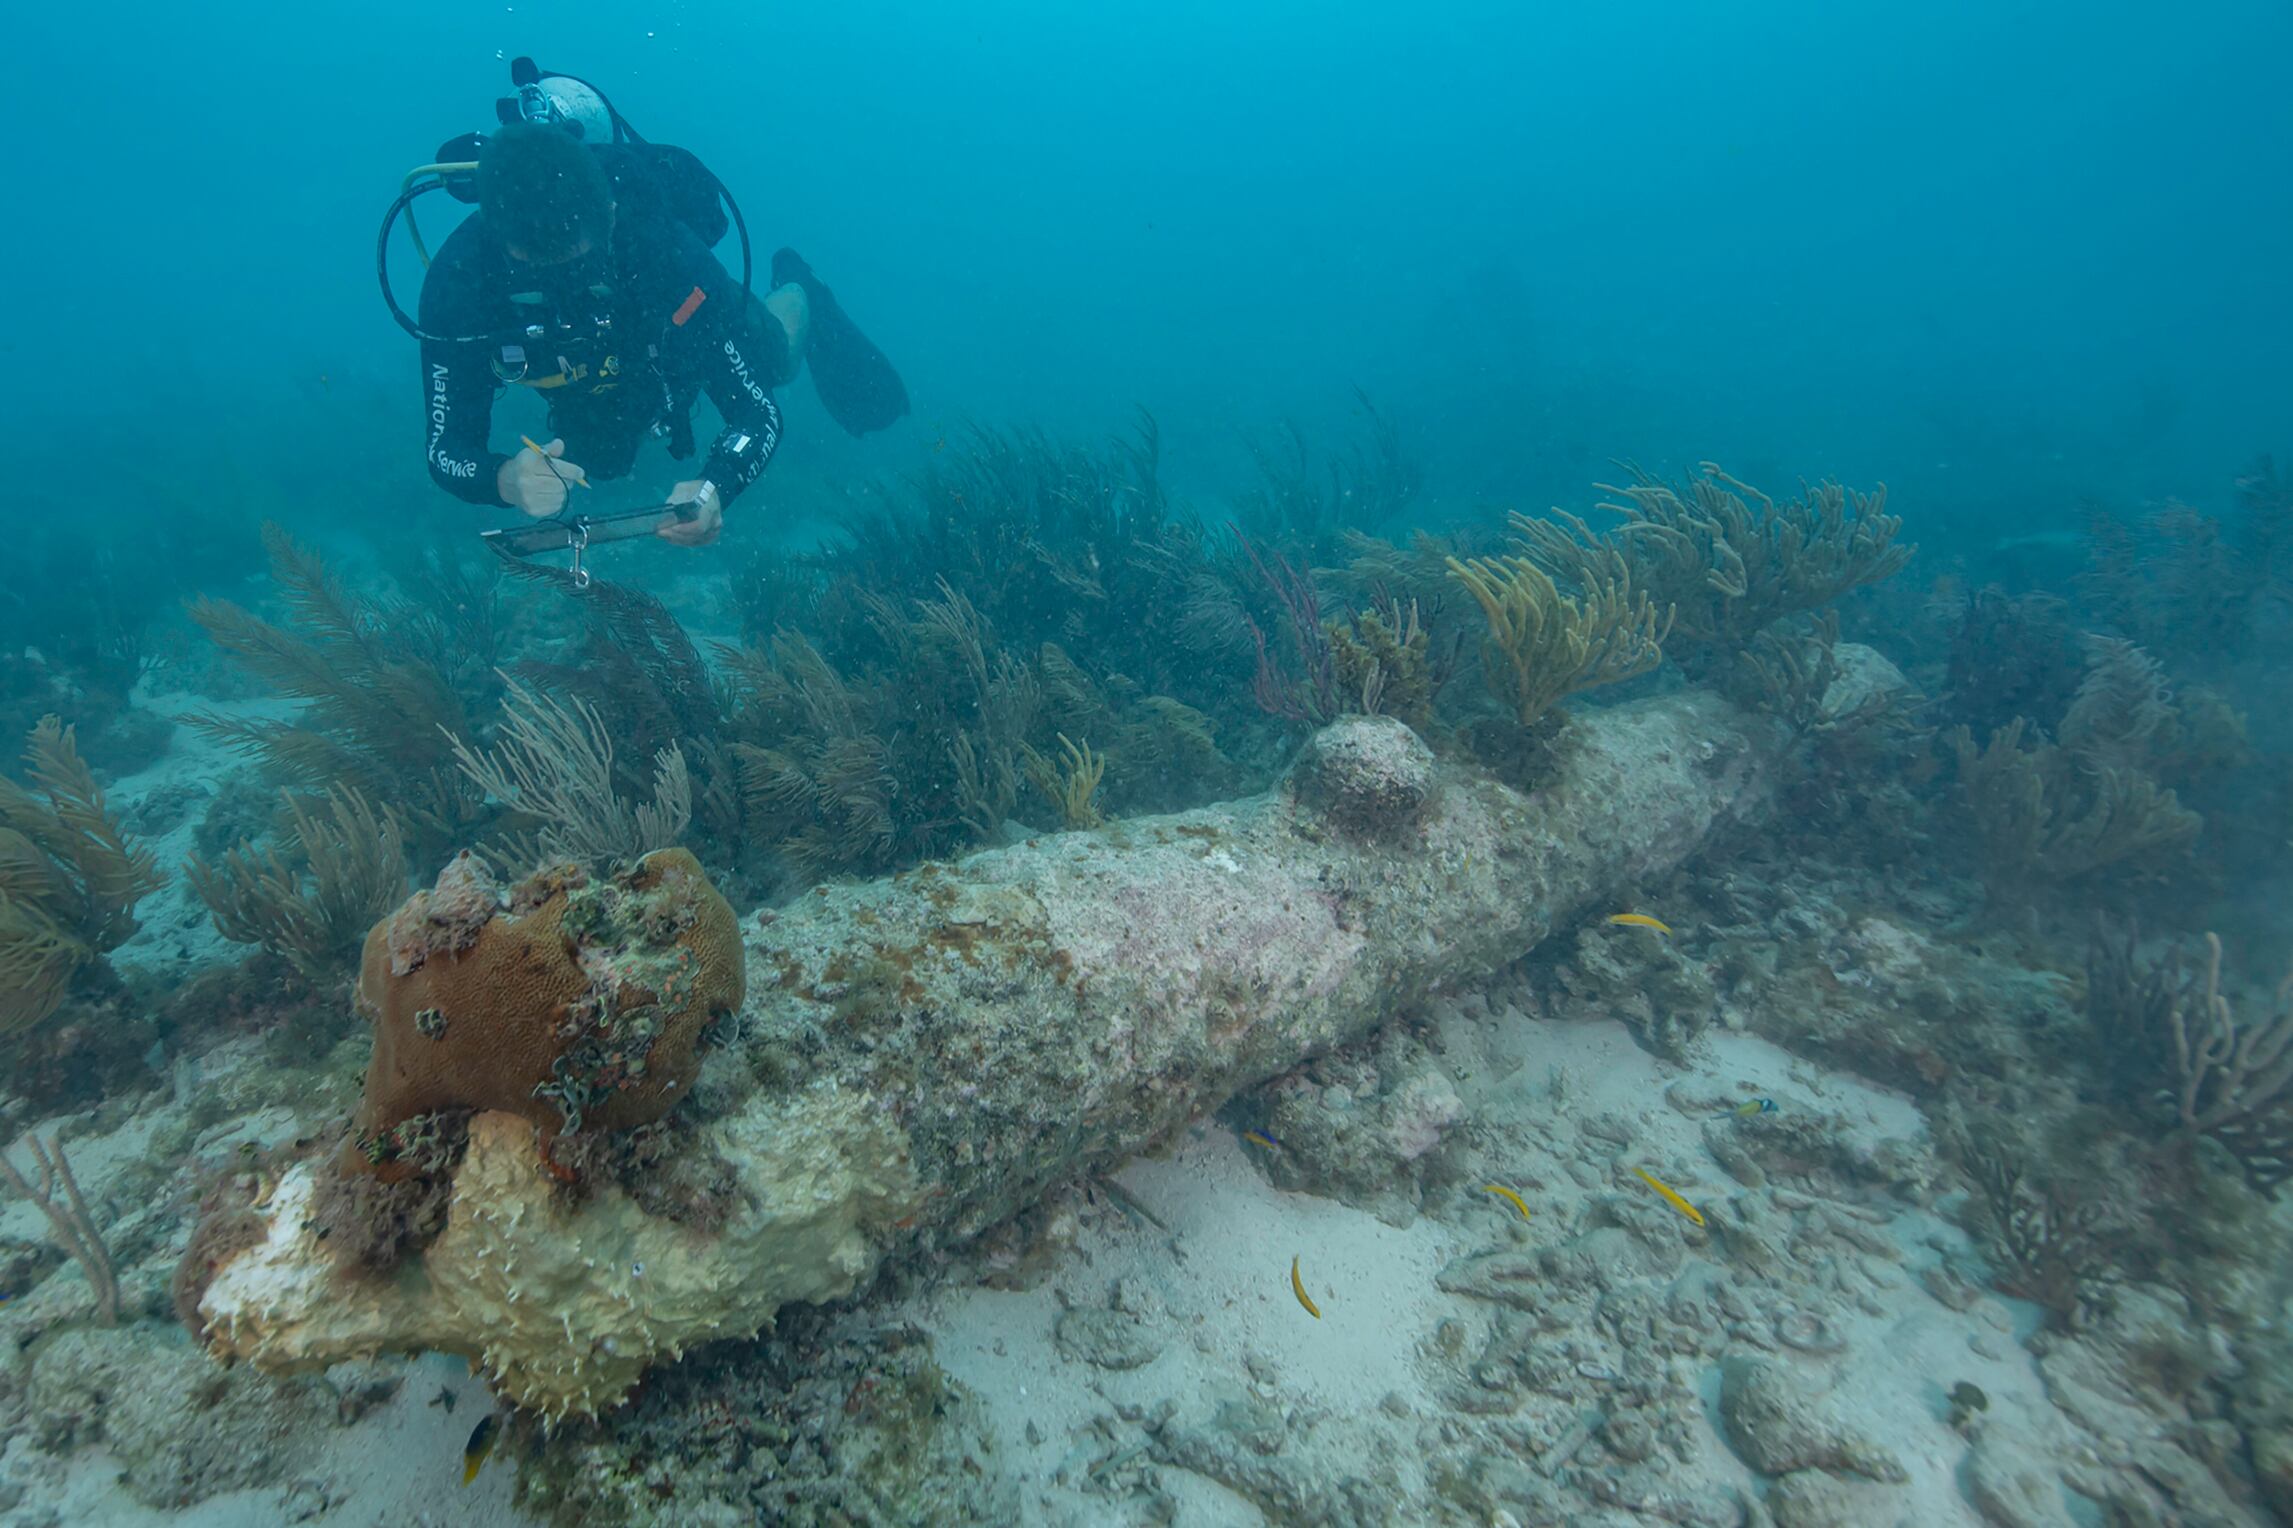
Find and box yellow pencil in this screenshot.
[520,435,588,487]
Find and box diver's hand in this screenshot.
[661,480,722,547]
[498,438,588,517]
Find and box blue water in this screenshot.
[8,0,2291,532]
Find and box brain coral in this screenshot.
[349,847,742,1174]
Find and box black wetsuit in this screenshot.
[417,181,786,510]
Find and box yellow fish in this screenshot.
[1607,913,1673,935]
[461,1413,499,1487]
[1482,1183,1533,1222]
[1290,1255,1321,1319]
[1634,1166,1706,1227]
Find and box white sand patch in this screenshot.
[904,1005,2059,1527]
[1111,1134,1458,1407]
[913,1122,1466,1524]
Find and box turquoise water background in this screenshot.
[6,0,2290,539]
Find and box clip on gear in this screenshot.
[481,502,698,588]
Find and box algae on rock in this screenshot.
[347,847,743,1174]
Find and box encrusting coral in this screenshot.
[0,716,165,1033]
[199,1093,911,1421]
[347,846,742,1176]
[1285,713,1438,838]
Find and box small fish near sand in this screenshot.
[1290,1255,1321,1319]
[1607,912,1674,936]
[1482,1183,1534,1222]
[1241,1128,1283,1152]
[1633,1166,1706,1227]
[1723,1097,1777,1118]
[462,1413,501,1487]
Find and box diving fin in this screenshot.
[772,247,909,436]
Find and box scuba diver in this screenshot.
[390,63,908,548]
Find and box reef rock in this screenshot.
[1285,712,1439,835]
[25,1326,327,1508]
[1819,642,1911,721]
[1767,1469,1909,1528]
[195,689,1796,1417]
[1963,1428,2078,1528]
[1252,1023,1468,1224]
[1718,1354,1907,1483]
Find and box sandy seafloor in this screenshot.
[905,1015,2022,1527]
[0,684,2254,1528]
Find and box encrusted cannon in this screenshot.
[190,685,1799,1418]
